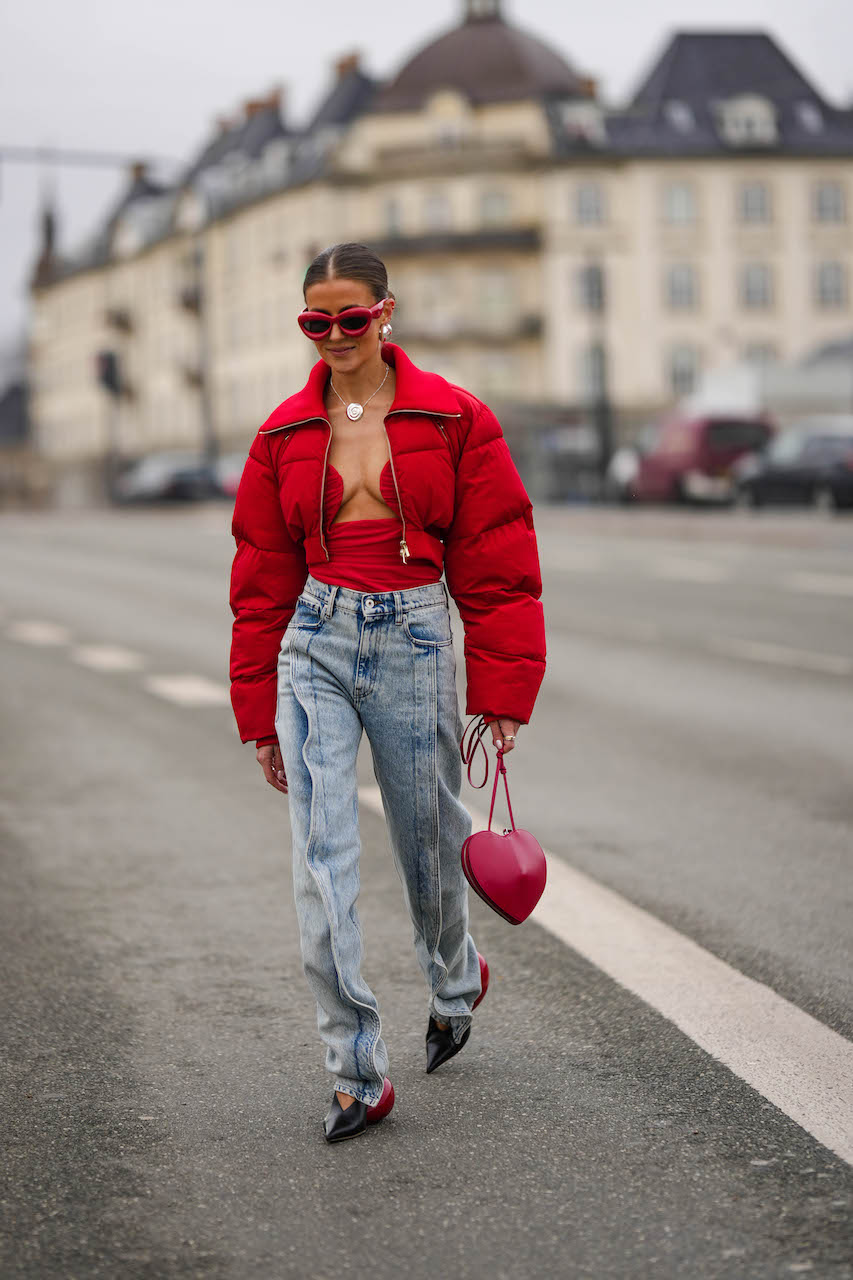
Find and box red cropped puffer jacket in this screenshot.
[228,343,546,747]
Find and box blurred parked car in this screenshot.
[631,414,774,505]
[733,420,853,511]
[213,449,249,499]
[114,451,219,503]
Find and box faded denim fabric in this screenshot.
[275,573,483,1106]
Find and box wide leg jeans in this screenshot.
[274,572,483,1106]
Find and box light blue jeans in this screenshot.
[275,573,483,1106]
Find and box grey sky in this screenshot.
[2,0,852,359]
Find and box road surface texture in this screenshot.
[1,502,851,1279]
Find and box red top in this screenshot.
[311,516,441,591]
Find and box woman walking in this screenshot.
[229,243,546,1142]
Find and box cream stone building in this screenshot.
[27,0,853,501]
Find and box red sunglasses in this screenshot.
[297,299,385,340]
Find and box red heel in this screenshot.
[366,1077,394,1125]
[472,953,490,1010]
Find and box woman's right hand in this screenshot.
[257,743,288,794]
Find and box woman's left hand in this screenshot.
[489,718,521,755]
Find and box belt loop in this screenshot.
[324,584,338,620]
[394,590,403,625]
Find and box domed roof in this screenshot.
[372,3,588,113]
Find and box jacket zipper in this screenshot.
[259,408,462,564]
[381,420,409,563]
[319,423,333,560]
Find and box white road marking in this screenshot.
[709,637,853,677]
[650,557,732,584]
[71,645,146,672]
[6,620,72,646]
[143,674,230,706]
[359,786,853,1165]
[784,572,853,598]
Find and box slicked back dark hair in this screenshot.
[303,242,392,303]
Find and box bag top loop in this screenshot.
[460,713,516,832]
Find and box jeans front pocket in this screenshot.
[290,595,325,631]
[403,603,453,648]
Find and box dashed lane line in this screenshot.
[784,572,853,598]
[358,786,853,1166]
[6,620,73,645]
[71,645,147,672]
[143,674,230,707]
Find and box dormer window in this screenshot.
[665,100,695,133]
[716,95,778,146]
[796,101,823,134]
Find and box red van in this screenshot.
[631,414,774,504]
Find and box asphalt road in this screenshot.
[1,502,851,1279]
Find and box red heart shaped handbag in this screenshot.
[459,715,547,926]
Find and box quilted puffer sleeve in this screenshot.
[229,433,308,744]
[444,399,546,725]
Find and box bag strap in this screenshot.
[487,747,516,833]
[460,713,517,832]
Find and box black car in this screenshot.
[114,451,219,503]
[733,422,853,511]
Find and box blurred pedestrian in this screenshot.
[229,242,546,1142]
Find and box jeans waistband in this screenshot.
[301,572,449,619]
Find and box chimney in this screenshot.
[577,74,598,100]
[129,160,148,183]
[244,85,285,119]
[31,194,58,288]
[334,52,361,81]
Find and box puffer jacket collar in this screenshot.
[258,342,462,434]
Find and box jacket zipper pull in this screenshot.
[400,538,410,564]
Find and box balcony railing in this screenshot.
[370,227,541,257]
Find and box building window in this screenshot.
[424,190,452,231]
[663,182,697,226]
[579,341,606,399]
[715,95,777,146]
[480,351,519,397]
[665,263,698,310]
[813,181,846,224]
[576,183,606,226]
[668,345,700,396]
[576,262,605,313]
[384,197,402,236]
[815,261,847,309]
[480,188,511,226]
[478,268,515,331]
[796,101,824,134]
[738,182,772,224]
[664,100,695,133]
[743,342,778,365]
[740,262,774,309]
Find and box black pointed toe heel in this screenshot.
[323,1078,395,1143]
[323,1093,367,1142]
[425,1016,470,1073]
[425,952,489,1074]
